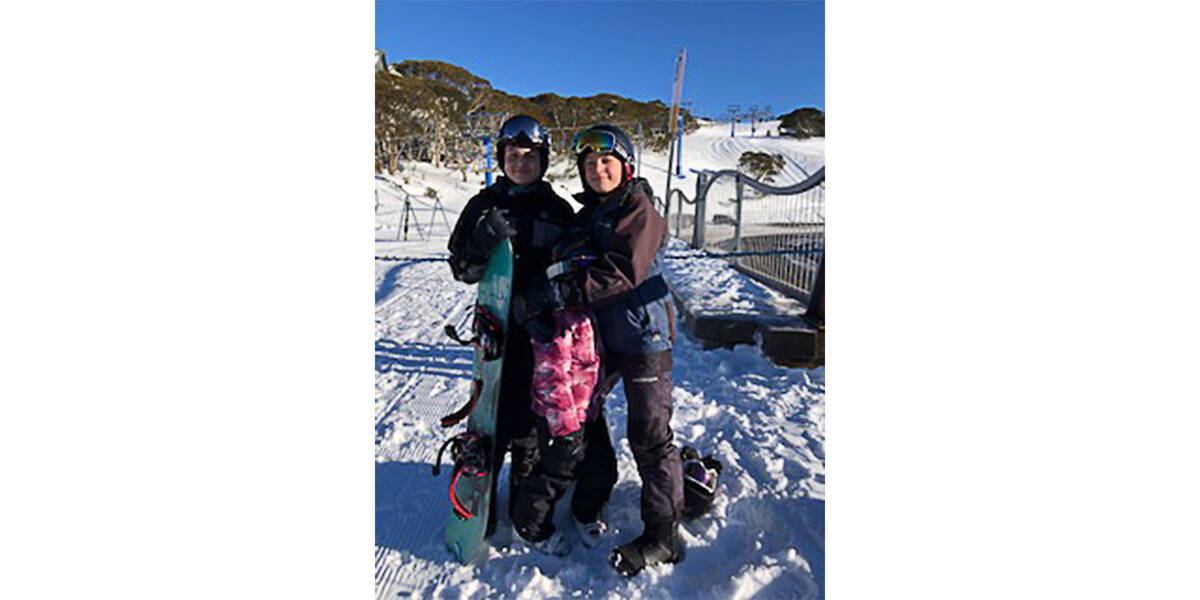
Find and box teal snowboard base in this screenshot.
[444,241,513,564]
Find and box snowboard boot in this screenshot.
[572,516,610,549]
[513,526,571,557]
[610,526,684,576]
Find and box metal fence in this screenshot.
[375,175,454,241]
[662,167,825,303]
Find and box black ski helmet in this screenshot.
[572,124,636,188]
[680,445,723,520]
[496,115,551,178]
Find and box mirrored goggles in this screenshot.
[498,118,548,146]
[571,129,620,155]
[683,459,718,495]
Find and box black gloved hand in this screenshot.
[551,273,585,308]
[525,314,556,344]
[514,278,562,323]
[469,208,517,256]
[512,280,560,344]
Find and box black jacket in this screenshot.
[448,177,575,300]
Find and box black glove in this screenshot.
[525,313,556,344]
[514,277,562,322]
[512,273,585,344]
[552,273,585,308]
[513,277,569,344]
[468,208,517,257]
[449,258,486,284]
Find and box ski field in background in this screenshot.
[375,123,825,599]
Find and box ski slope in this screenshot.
[646,119,824,188]
[375,124,825,599]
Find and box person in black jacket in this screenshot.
[446,115,575,538]
[516,124,684,575]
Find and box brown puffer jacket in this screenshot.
[570,178,675,354]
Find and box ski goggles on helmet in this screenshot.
[682,459,718,496]
[572,129,624,157]
[498,116,549,147]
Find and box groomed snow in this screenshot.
[375,124,824,599]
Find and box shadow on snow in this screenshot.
[375,339,472,378]
[375,259,424,304]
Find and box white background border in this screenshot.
[2,1,1197,597]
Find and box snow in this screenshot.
[663,238,809,319]
[376,124,824,598]
[377,120,822,217]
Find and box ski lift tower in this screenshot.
[726,105,742,137]
[465,112,506,186]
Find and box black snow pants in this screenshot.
[570,415,618,523]
[486,322,540,538]
[577,350,683,542]
[509,412,619,541]
[510,416,587,542]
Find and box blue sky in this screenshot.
[375,1,824,119]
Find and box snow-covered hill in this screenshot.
[377,121,823,217]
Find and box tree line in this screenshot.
[375,59,699,175]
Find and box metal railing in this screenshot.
[664,167,825,302]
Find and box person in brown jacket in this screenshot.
[515,124,684,575]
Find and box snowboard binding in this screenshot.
[440,304,508,428]
[432,431,492,520]
[443,303,506,361]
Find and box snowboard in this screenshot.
[443,240,513,564]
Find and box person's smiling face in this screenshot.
[504,145,540,185]
[582,152,624,194]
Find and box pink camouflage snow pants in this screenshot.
[529,308,601,437]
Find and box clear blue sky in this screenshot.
[375,1,824,119]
